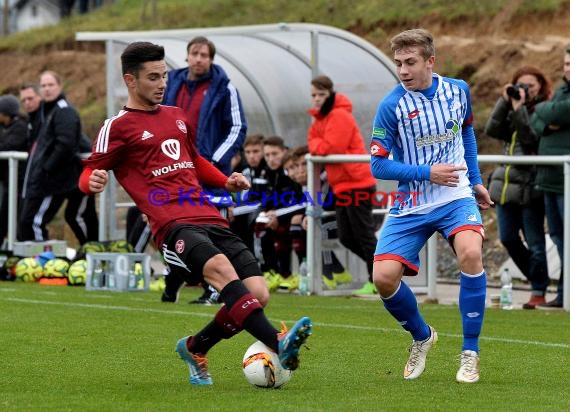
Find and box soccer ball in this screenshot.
[15,257,43,282]
[242,341,292,388]
[107,239,134,253]
[76,241,107,259]
[67,259,87,285]
[43,258,70,278]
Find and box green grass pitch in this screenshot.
[1,282,568,412]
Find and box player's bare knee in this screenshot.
[457,247,483,272]
[255,289,270,307]
[373,260,403,296]
[249,283,270,307]
[203,254,240,289]
[242,276,270,306]
[373,268,399,296]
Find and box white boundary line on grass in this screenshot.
[8,297,570,350]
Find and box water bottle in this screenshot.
[92,261,104,288]
[128,266,137,290]
[298,258,311,296]
[500,268,513,310]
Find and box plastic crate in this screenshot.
[85,253,151,292]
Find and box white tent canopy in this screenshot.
[76,23,399,246]
[76,22,398,148]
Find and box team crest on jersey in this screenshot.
[176,120,187,134]
[161,139,180,161]
[445,119,460,134]
[175,239,185,254]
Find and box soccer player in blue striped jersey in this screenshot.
[369,29,493,383]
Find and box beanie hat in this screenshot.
[0,95,20,117]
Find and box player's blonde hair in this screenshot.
[390,28,435,60]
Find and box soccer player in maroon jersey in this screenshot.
[78,41,312,385]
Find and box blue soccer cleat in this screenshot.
[175,336,213,385]
[277,316,312,370]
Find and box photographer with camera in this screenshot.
[485,65,552,309]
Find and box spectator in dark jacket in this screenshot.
[0,95,28,245]
[19,71,98,245]
[256,136,304,292]
[19,83,42,148]
[230,133,268,253]
[530,47,570,309]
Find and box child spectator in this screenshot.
[256,136,303,291]
[283,145,352,290]
[230,134,268,252]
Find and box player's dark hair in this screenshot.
[291,145,309,160]
[121,42,165,76]
[244,133,265,147]
[282,149,295,167]
[263,135,286,149]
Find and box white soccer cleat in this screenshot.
[456,350,480,383]
[404,326,438,380]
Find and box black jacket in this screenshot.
[261,166,304,225]
[22,95,82,198]
[0,116,28,184]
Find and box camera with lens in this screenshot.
[506,83,529,101]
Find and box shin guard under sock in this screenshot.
[459,271,486,352]
[188,306,242,354]
[221,280,280,351]
[382,281,430,341]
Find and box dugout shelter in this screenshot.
[76,22,398,148]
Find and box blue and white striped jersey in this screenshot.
[370,74,479,215]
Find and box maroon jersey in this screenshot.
[83,105,229,246]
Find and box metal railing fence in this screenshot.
[306,154,570,311]
[2,151,569,311]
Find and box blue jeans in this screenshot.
[544,192,564,300]
[496,201,549,293]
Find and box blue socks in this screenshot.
[382,271,486,351]
[382,281,430,341]
[459,271,486,352]
[382,272,487,351]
